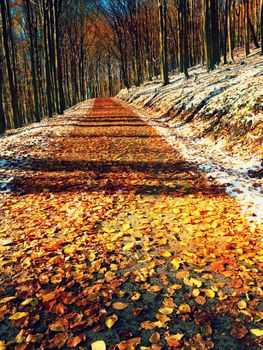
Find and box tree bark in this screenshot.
[0,46,6,134]
[26,0,40,122]
[43,0,53,117]
[54,0,65,114]
[227,0,234,62]
[244,0,250,57]
[158,0,169,84]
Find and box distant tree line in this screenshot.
[0,0,263,133]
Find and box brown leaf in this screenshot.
[117,337,141,350]
[230,327,248,339]
[66,334,85,348]
[112,302,128,310]
[46,333,68,349]
[149,332,160,344]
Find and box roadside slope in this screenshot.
[117,49,263,160]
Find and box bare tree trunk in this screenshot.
[26,0,40,122]
[244,0,250,56]
[0,44,6,134]
[227,0,234,62]
[158,0,169,84]
[43,0,53,117]
[55,0,65,114]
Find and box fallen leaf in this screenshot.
[238,300,247,310]
[9,312,28,320]
[106,314,118,328]
[141,321,155,330]
[47,333,68,349]
[159,307,174,315]
[66,335,85,348]
[117,337,141,350]
[205,289,215,298]
[250,328,263,337]
[91,340,106,350]
[178,303,191,314]
[112,302,128,310]
[0,296,16,304]
[149,332,160,344]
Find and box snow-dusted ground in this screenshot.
[0,100,94,193]
[117,50,263,223]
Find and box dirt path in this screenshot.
[0,98,262,349]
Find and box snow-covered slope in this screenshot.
[118,49,263,159]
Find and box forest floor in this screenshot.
[0,98,263,350]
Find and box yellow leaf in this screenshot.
[160,250,172,258]
[131,292,141,301]
[64,245,75,254]
[110,263,118,271]
[171,258,182,270]
[192,289,200,297]
[250,329,263,337]
[169,333,184,341]
[112,302,128,310]
[154,320,167,328]
[189,278,202,288]
[122,223,131,231]
[0,341,5,350]
[159,307,174,315]
[178,304,191,314]
[0,296,16,304]
[91,340,106,350]
[158,238,167,245]
[9,312,28,320]
[205,289,215,299]
[238,300,247,310]
[103,227,116,233]
[123,242,135,251]
[106,314,118,328]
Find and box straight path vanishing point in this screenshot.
[0,98,262,349]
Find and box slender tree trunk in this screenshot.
[203,0,215,70]
[248,16,260,47]
[158,0,169,84]
[6,0,18,95]
[223,3,228,63]
[43,0,53,117]
[211,0,220,64]
[0,0,20,128]
[26,0,40,122]
[244,0,250,56]
[55,0,65,114]
[227,0,234,62]
[0,48,6,134]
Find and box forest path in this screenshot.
[0,98,262,349]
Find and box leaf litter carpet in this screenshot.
[0,98,263,349]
